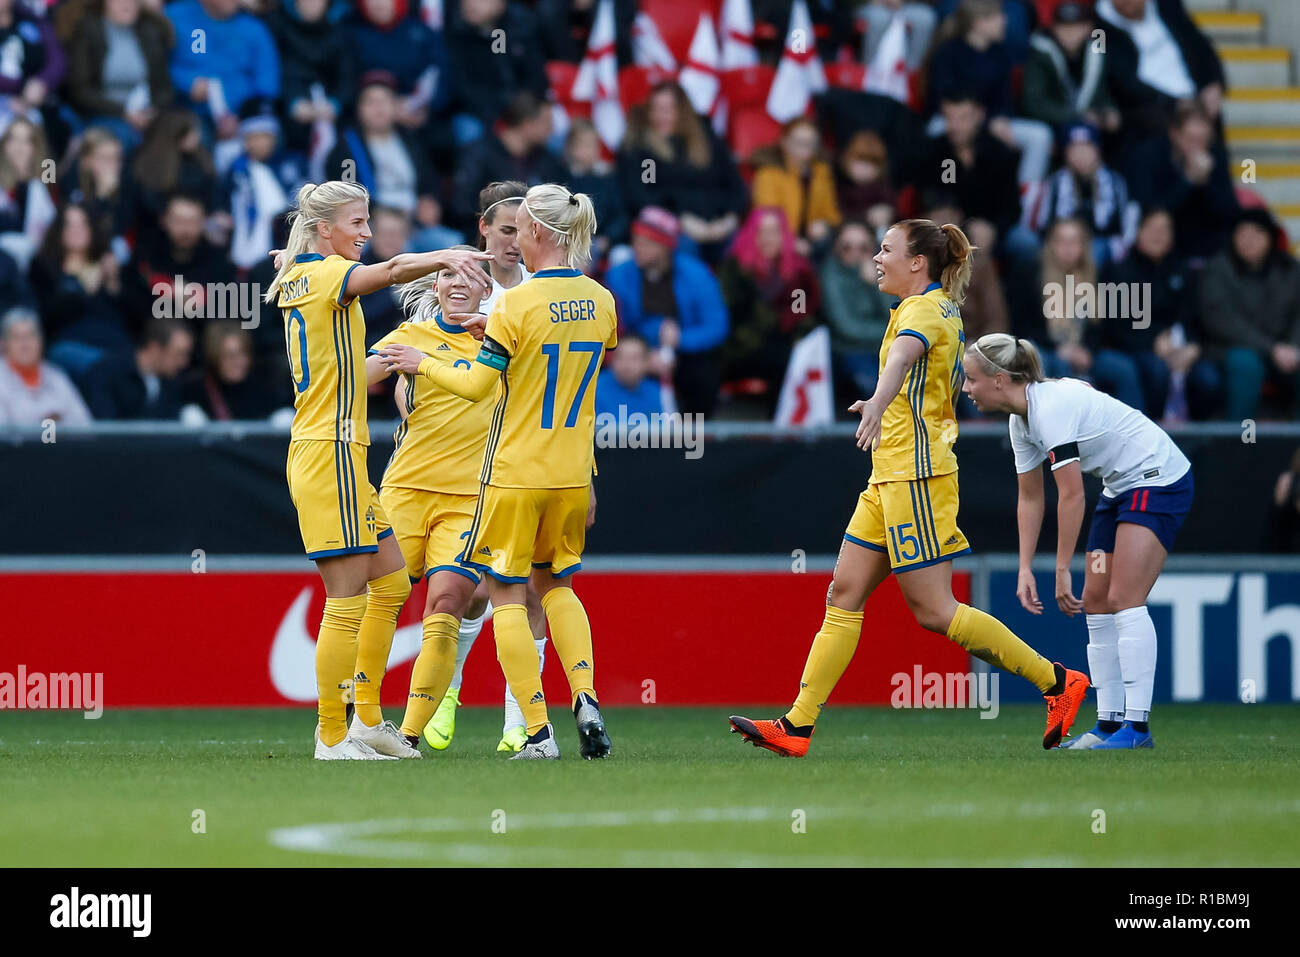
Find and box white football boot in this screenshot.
[349,714,422,758]
[509,724,560,760]
[314,732,398,760]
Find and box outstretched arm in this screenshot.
[849,333,926,451]
[341,248,492,303]
[377,339,504,402]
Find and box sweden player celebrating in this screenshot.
[266,181,488,760]
[729,220,1090,756]
[379,184,617,760]
[961,333,1194,749]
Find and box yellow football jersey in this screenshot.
[481,267,618,489]
[370,316,497,495]
[869,282,964,484]
[278,252,369,445]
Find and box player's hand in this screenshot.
[1017,568,1043,615]
[445,313,488,341]
[269,248,285,271]
[436,248,494,293]
[1055,568,1084,617]
[377,343,430,375]
[849,398,883,451]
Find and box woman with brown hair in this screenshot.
[130,108,220,230]
[731,219,1089,756]
[834,129,897,231]
[617,81,747,263]
[29,201,131,348]
[0,116,57,272]
[750,117,841,256]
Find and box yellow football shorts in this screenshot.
[379,485,482,584]
[462,484,589,583]
[844,472,971,573]
[286,439,391,559]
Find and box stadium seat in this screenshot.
[720,64,776,109]
[640,0,716,64]
[728,104,783,159]
[826,62,866,91]
[546,61,582,108]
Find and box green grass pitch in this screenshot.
[3,705,1297,866]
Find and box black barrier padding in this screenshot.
[0,431,1287,555]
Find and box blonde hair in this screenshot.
[895,218,976,306]
[520,183,597,269]
[264,181,371,304]
[397,243,480,322]
[965,333,1044,383]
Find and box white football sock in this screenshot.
[1114,605,1157,722]
[1085,613,1124,722]
[450,603,488,692]
[534,636,547,672]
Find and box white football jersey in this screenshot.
[479,263,531,317]
[1009,377,1190,496]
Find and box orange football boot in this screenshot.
[728,714,812,757]
[1043,665,1090,749]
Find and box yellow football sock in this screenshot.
[353,567,411,726]
[946,603,1055,691]
[540,587,594,706]
[494,603,548,734]
[787,605,864,728]
[317,593,367,746]
[399,613,459,738]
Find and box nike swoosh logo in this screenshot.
[429,727,449,741]
[270,587,423,702]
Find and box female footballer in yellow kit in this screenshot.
[728,219,1090,755]
[379,183,617,760]
[265,180,489,760]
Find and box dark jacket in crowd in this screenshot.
[1088,248,1195,353]
[565,167,630,246]
[1125,134,1238,259]
[918,129,1023,238]
[1022,27,1116,130]
[616,130,749,224]
[64,10,174,120]
[82,353,183,420]
[928,37,1015,118]
[266,2,357,127]
[1198,232,1300,358]
[451,134,566,231]
[444,5,549,126]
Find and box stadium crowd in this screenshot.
[0,0,1297,427]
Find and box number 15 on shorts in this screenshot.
[888,522,921,563]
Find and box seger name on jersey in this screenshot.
[549,298,597,323]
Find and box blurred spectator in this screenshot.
[266,0,355,156]
[347,0,449,148]
[64,0,173,150]
[750,117,842,258]
[1125,100,1237,261]
[132,108,222,230]
[718,206,821,408]
[181,320,282,420]
[753,0,855,62]
[563,119,629,260]
[445,0,548,146]
[1030,122,1137,266]
[1022,215,1146,410]
[1198,208,1300,421]
[0,116,55,273]
[64,128,138,264]
[919,96,1027,262]
[82,316,193,419]
[820,220,890,400]
[603,206,729,417]
[1091,206,1205,419]
[859,0,938,74]
[926,201,1010,345]
[1267,447,1300,553]
[131,192,236,327]
[594,334,663,419]
[166,0,280,141]
[618,82,747,264]
[927,0,1053,184]
[1022,1,1122,137]
[220,97,297,271]
[933,0,1034,65]
[1096,0,1224,130]
[0,307,92,426]
[326,72,440,233]
[0,0,69,154]
[535,0,635,66]
[29,201,132,349]
[834,129,897,233]
[450,92,564,233]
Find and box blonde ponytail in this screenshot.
[521,183,598,268]
[263,181,371,304]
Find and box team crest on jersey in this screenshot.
[366,506,376,534]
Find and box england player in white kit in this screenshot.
[962,334,1194,749]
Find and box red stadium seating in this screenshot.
[640,0,718,64]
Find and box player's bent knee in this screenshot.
[1082,592,1112,615]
